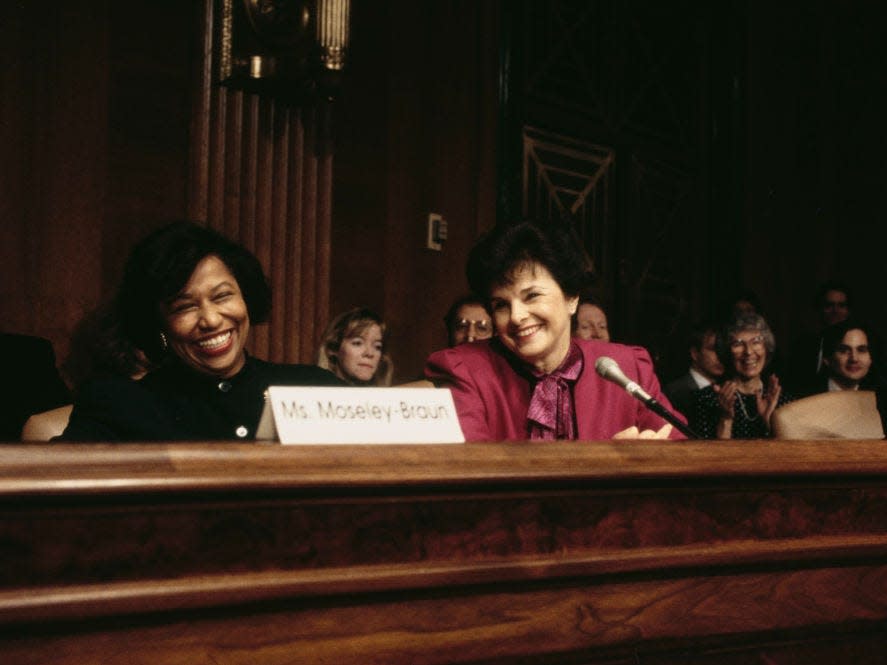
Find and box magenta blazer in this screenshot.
[425,338,686,442]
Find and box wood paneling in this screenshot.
[2,440,887,663]
[503,1,733,380]
[330,0,500,381]
[3,0,886,391]
[0,1,192,374]
[0,0,331,375]
[187,0,333,364]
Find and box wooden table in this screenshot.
[1,440,887,664]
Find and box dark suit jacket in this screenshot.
[60,356,343,441]
[425,338,685,441]
[663,372,700,421]
[1,333,71,440]
[784,330,823,395]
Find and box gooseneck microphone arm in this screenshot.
[594,356,700,439]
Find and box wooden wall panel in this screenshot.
[503,0,728,381]
[3,0,883,395]
[187,0,334,365]
[330,0,500,382]
[0,0,191,375]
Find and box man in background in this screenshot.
[664,321,724,420]
[444,295,493,347]
[785,281,852,394]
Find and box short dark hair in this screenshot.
[716,288,763,321]
[63,302,152,386]
[688,320,718,351]
[444,295,490,330]
[821,318,878,359]
[571,294,608,334]
[814,280,853,308]
[466,219,590,300]
[116,221,271,363]
[444,293,492,346]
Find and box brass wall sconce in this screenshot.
[217,0,351,99]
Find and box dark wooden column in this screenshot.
[188,0,333,365]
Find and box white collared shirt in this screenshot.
[689,368,713,390]
[827,377,859,392]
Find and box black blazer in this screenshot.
[60,356,343,441]
[1,333,71,440]
[663,372,700,421]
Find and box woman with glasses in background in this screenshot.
[692,313,792,439]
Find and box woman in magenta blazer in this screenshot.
[425,219,684,442]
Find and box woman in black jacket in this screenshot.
[60,222,341,441]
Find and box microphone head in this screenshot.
[594,356,619,378]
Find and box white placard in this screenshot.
[256,386,465,444]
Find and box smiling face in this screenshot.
[162,255,250,379]
[825,328,871,388]
[574,303,609,342]
[728,329,768,380]
[489,261,579,374]
[336,323,383,384]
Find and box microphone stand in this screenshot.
[633,394,699,439]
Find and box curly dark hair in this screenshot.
[814,280,853,309]
[821,318,879,359]
[466,219,590,300]
[115,221,271,363]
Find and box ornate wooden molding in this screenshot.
[522,125,614,276]
[3,441,887,663]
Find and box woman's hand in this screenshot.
[712,381,737,439]
[713,380,738,419]
[613,423,673,439]
[757,374,782,424]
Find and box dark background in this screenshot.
[2,0,884,384]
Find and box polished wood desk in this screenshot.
[1,440,887,664]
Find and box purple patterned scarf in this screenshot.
[526,342,583,440]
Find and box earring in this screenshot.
[159,331,168,352]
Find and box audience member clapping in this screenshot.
[692,313,791,439]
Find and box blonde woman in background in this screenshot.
[317,308,394,386]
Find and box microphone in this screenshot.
[594,356,699,438]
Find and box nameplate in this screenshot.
[256,386,465,444]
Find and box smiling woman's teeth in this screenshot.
[198,331,231,349]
